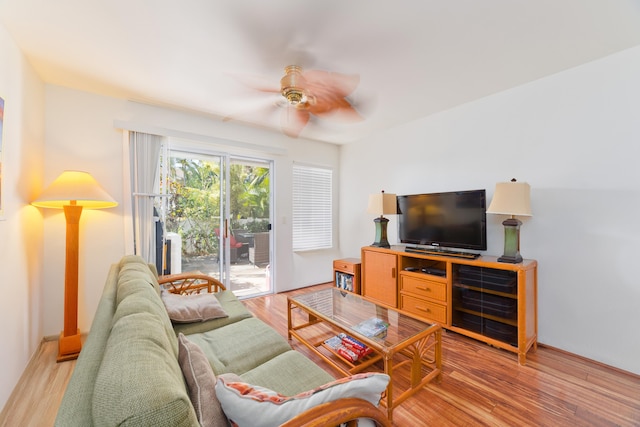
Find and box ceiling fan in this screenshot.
[228,65,364,138]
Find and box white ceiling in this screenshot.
[2,0,640,144]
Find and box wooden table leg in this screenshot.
[411,343,422,388]
[383,355,394,422]
[287,299,293,340]
[435,328,442,383]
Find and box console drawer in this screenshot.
[400,274,447,302]
[400,294,447,324]
[333,259,359,274]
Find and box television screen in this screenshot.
[397,189,487,251]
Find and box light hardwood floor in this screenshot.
[1,284,639,427]
[0,336,76,427]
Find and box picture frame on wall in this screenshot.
[0,96,4,219]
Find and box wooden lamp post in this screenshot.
[32,171,117,362]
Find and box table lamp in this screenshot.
[367,190,397,248]
[32,170,118,362]
[486,179,532,263]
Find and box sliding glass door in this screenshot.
[225,157,272,297]
[164,149,272,298]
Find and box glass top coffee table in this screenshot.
[287,287,442,421]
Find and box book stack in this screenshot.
[324,333,372,363]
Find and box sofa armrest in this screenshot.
[158,272,226,294]
[280,398,391,427]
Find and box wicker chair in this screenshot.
[249,232,270,266]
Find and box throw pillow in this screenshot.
[162,291,228,323]
[215,372,389,427]
[177,333,229,427]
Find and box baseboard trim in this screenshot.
[537,342,640,379]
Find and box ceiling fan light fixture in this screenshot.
[284,89,305,105]
[281,65,307,105]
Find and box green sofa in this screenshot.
[54,255,390,427]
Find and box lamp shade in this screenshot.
[32,170,118,209]
[367,191,397,216]
[487,180,532,217]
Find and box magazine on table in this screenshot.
[352,317,389,338]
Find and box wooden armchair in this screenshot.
[158,272,226,294]
[281,398,391,427]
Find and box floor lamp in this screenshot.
[32,171,117,362]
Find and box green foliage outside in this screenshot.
[165,157,270,257]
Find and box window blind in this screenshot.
[292,164,333,251]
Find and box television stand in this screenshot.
[404,246,480,259]
[360,245,538,365]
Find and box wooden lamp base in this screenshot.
[57,329,82,362]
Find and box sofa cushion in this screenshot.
[239,350,335,396]
[116,270,159,305]
[117,255,161,297]
[215,373,390,427]
[172,290,253,335]
[177,333,229,427]
[163,291,228,323]
[114,276,178,358]
[93,308,198,426]
[185,318,292,375]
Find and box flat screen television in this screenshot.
[397,189,487,252]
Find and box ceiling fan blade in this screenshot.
[228,72,280,93]
[222,95,282,123]
[281,106,310,138]
[224,3,325,71]
[297,68,364,122]
[303,70,360,97]
[309,98,364,122]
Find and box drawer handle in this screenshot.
[417,286,431,292]
[417,306,431,313]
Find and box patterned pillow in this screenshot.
[177,333,229,427]
[215,372,389,427]
[162,291,228,323]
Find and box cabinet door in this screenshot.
[362,249,397,307]
[451,265,518,346]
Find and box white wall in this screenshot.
[0,25,45,409]
[340,45,640,374]
[40,87,341,338]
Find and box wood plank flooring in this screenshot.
[1,283,639,426]
[245,284,640,427]
[0,337,76,427]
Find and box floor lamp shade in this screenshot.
[367,190,397,248]
[32,171,117,362]
[487,179,532,263]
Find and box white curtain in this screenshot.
[129,132,165,265]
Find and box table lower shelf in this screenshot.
[287,300,442,421]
